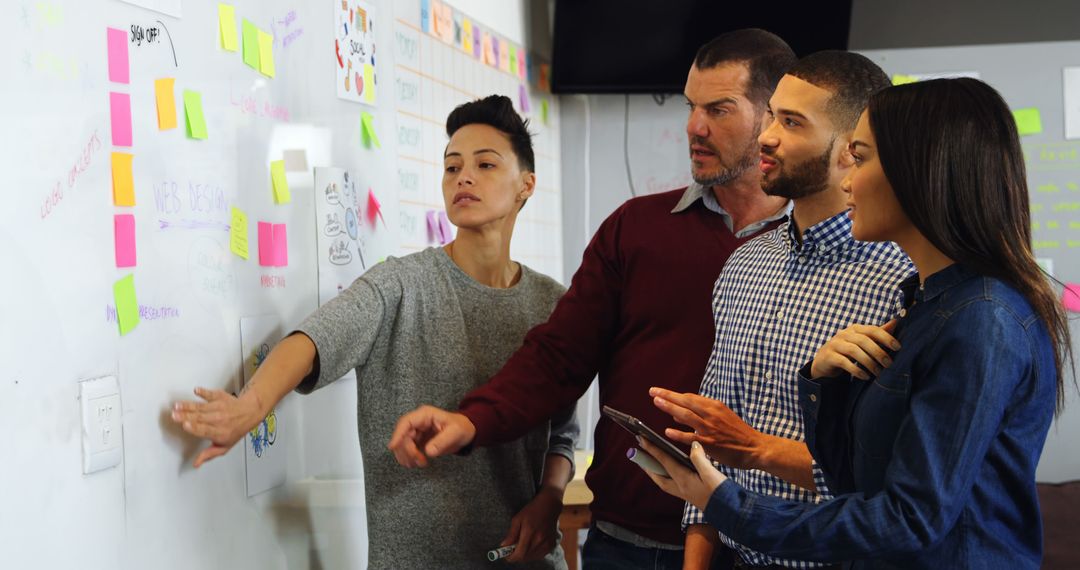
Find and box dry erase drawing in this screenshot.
[314,167,377,307]
[335,0,378,105]
[240,315,287,496]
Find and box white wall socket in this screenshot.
[80,375,123,474]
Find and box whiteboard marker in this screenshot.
[627,447,670,477]
[487,544,516,561]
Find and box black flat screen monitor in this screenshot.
[552,0,853,94]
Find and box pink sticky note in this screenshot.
[438,211,453,244]
[272,224,288,267]
[1064,283,1080,313]
[367,188,382,226]
[114,214,136,267]
[519,84,531,113]
[258,222,274,266]
[426,210,438,243]
[107,27,129,84]
[110,92,133,147]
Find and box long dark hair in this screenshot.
[867,78,1074,412]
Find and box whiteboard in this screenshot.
[0,0,562,568]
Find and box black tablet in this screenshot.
[602,405,694,470]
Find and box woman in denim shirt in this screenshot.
[637,78,1073,569]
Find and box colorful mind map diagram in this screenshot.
[335,0,377,105]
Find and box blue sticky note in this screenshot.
[421,0,431,33]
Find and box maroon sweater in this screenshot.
[459,187,781,545]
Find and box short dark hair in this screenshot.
[693,29,797,109]
[789,50,890,132]
[868,78,1074,412]
[445,95,535,173]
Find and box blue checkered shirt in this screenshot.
[683,211,915,567]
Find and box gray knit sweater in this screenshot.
[296,247,576,569]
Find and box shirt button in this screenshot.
[818,244,827,253]
[810,394,817,402]
[764,371,773,381]
[798,256,807,264]
[776,310,784,320]
[899,308,907,318]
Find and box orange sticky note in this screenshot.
[112,152,135,206]
[155,78,177,130]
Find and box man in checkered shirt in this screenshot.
[650,52,916,569]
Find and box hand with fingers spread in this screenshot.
[171,387,265,468]
[498,486,562,563]
[387,405,476,468]
[635,438,727,512]
[811,319,901,380]
[648,386,764,470]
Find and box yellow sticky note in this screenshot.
[510,46,518,75]
[113,274,139,336]
[183,90,208,140]
[154,78,177,130]
[1013,108,1043,136]
[541,98,549,125]
[230,206,249,259]
[363,63,375,103]
[111,152,135,206]
[462,19,473,53]
[361,112,381,148]
[270,160,290,204]
[891,74,917,85]
[258,29,275,77]
[218,4,238,51]
[242,19,259,69]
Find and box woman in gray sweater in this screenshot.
[172,95,577,569]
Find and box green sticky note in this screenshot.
[510,46,518,75]
[1013,108,1043,136]
[361,112,381,148]
[891,74,917,85]
[270,159,290,203]
[183,90,208,140]
[219,4,238,51]
[242,19,259,69]
[541,99,549,125]
[113,274,140,336]
[230,206,249,259]
[258,29,275,77]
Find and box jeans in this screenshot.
[581,526,684,570]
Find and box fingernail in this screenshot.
[635,435,643,446]
[649,387,658,395]
[691,441,701,451]
[171,411,179,421]
[892,342,901,350]
[883,357,893,367]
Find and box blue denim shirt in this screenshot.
[703,264,1057,569]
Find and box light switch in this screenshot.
[80,376,123,474]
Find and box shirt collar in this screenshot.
[915,263,975,303]
[671,182,708,214]
[671,182,791,237]
[784,210,854,255]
